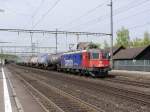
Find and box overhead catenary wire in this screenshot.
[59,0,108,29]
[67,0,150,30]
[113,0,150,16]
[32,0,45,18]
[4,5,31,17]
[0,28,111,36]
[128,22,150,30]
[30,0,45,28]
[60,0,120,29]
[64,0,131,29]
[115,8,150,24]
[113,22,150,40]
[24,0,36,10]
[32,0,61,29]
[85,7,150,31]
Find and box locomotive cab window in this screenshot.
[91,53,99,59]
[102,52,110,59]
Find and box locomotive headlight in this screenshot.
[99,61,103,66]
[99,61,102,64]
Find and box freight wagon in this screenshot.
[29,56,38,67]
[36,53,62,70]
[37,53,49,69]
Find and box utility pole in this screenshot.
[76,34,79,45]
[86,34,89,42]
[108,0,114,69]
[30,32,33,56]
[0,9,4,65]
[66,32,68,51]
[1,48,3,66]
[55,29,58,53]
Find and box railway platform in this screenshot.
[109,70,150,80]
[0,66,45,112]
[0,67,4,112]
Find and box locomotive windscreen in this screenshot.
[91,53,99,59]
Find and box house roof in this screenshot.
[113,45,150,60]
[104,46,125,55]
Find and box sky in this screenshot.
[0,0,150,53]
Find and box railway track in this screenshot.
[104,78,150,88]
[46,74,150,106]
[11,67,105,112]
[7,65,150,112]
[14,72,65,112]
[14,65,150,106]
[12,66,130,112]
[18,64,150,88]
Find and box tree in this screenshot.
[143,31,150,46]
[103,40,109,49]
[130,32,150,48]
[130,38,143,47]
[116,27,130,47]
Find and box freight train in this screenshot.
[18,49,110,77]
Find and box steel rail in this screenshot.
[12,65,150,106]
[14,72,65,112]
[12,68,104,112]
[104,78,150,88]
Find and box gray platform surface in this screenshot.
[0,66,45,112]
[6,67,45,112]
[0,69,4,112]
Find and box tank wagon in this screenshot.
[37,53,49,69]
[48,53,62,70]
[29,56,38,67]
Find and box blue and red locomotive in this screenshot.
[61,49,110,77]
[19,49,110,77]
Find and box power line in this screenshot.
[32,0,61,29]
[67,16,100,30]
[99,0,150,23]
[114,0,150,15]
[85,7,150,31]
[32,0,45,18]
[78,0,150,32]
[115,8,150,24]
[60,0,119,29]
[4,6,31,17]
[30,0,45,28]
[24,0,35,9]
[59,0,108,29]
[67,0,150,30]
[65,0,131,29]
[113,22,150,34]
[128,22,150,30]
